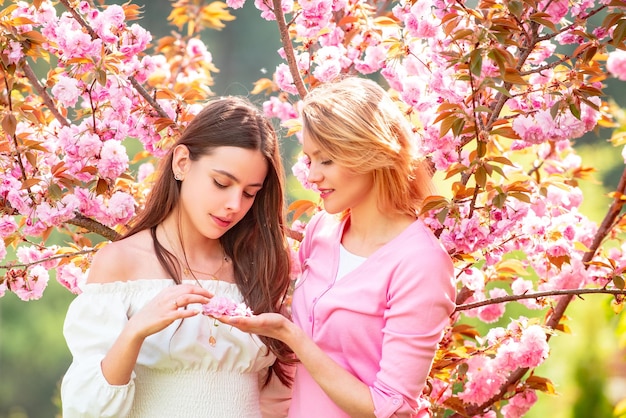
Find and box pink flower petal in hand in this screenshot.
[201,296,253,317]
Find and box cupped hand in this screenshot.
[128,283,214,340]
[217,312,293,342]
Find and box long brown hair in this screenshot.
[125,96,293,386]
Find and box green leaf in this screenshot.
[452,117,466,137]
[612,19,626,46]
[96,69,107,86]
[469,48,483,77]
[475,165,487,187]
[493,192,507,208]
[436,207,449,225]
[507,0,523,18]
[569,102,581,120]
[1,113,17,137]
[48,183,63,200]
[530,12,557,32]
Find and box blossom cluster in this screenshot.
[1,0,218,298]
[456,321,549,407]
[201,296,254,318]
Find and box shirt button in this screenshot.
[393,399,400,405]
[309,316,313,322]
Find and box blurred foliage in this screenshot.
[0,268,73,418]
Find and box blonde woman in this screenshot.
[221,77,456,417]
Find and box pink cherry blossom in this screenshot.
[97,140,129,179]
[292,154,319,191]
[458,268,485,292]
[51,76,82,108]
[137,162,155,183]
[56,263,87,294]
[263,96,298,121]
[511,278,542,310]
[0,215,18,238]
[458,355,507,405]
[119,24,151,56]
[103,192,136,226]
[607,49,626,81]
[515,325,549,368]
[477,287,508,323]
[202,296,254,317]
[16,246,59,270]
[0,239,6,263]
[539,0,569,24]
[227,0,247,8]
[501,390,538,418]
[7,40,24,65]
[11,265,50,301]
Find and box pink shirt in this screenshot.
[289,212,456,418]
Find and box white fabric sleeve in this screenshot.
[61,290,136,418]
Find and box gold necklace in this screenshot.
[161,224,227,280]
[182,257,226,280]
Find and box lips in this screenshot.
[318,188,333,199]
[212,215,233,228]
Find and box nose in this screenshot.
[225,190,243,212]
[306,162,322,184]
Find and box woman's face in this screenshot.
[175,145,269,239]
[302,135,374,215]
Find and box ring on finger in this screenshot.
[173,299,179,309]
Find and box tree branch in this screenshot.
[66,213,121,242]
[20,60,70,127]
[545,165,626,330]
[58,0,170,120]
[457,164,626,417]
[271,0,308,99]
[455,287,626,311]
[0,248,96,270]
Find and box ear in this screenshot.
[171,145,191,180]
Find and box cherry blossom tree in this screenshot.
[1,0,626,416]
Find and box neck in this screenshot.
[158,216,227,277]
[342,206,415,257]
[161,214,221,254]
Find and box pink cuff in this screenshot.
[370,387,431,418]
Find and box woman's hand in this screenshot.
[128,284,214,340]
[217,312,293,342]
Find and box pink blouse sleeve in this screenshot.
[371,243,456,417]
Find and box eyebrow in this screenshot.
[213,169,264,188]
[303,149,321,158]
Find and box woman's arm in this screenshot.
[87,243,214,385]
[219,313,377,417]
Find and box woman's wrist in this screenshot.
[281,320,306,351]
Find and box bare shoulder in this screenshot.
[87,230,155,284]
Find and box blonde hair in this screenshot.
[301,77,436,217]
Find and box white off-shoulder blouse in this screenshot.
[61,279,286,418]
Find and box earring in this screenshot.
[174,172,183,181]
